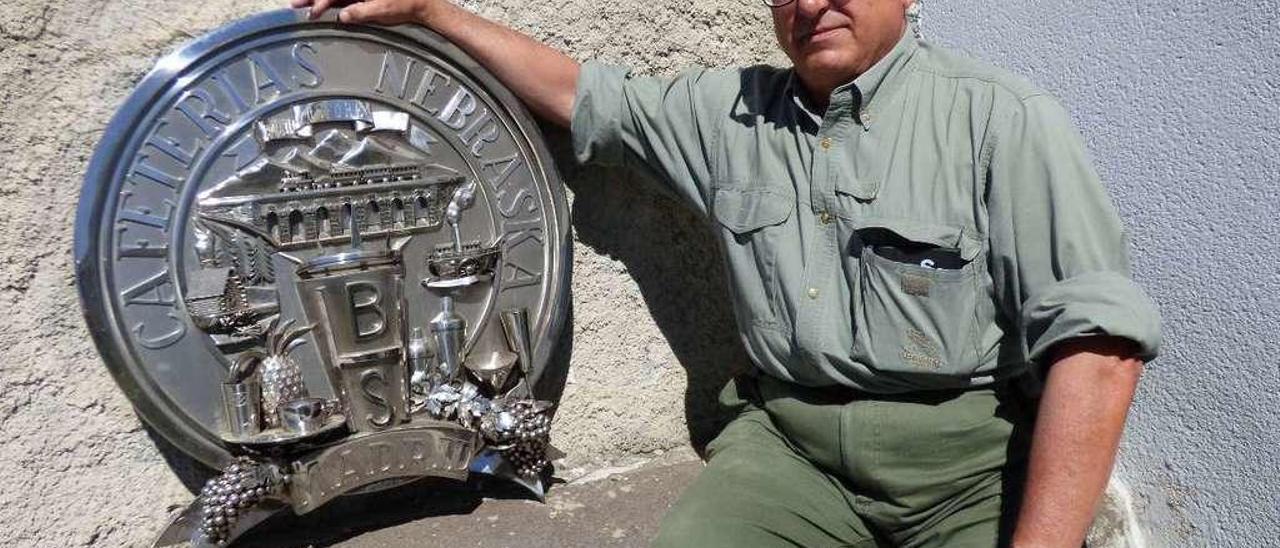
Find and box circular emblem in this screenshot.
[75,10,570,468]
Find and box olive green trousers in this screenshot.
[653,374,1034,548]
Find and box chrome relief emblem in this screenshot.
[75,10,570,546]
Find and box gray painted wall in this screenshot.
[0,0,1273,545]
[921,1,1280,545]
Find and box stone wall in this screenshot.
[0,0,1273,546]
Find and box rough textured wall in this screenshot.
[0,0,1273,546]
[923,1,1280,546]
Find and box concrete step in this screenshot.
[238,456,703,547]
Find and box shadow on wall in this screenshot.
[545,126,753,451]
[146,424,219,493]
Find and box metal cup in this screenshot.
[221,380,263,439]
[500,308,533,377]
[464,350,518,392]
[279,397,328,436]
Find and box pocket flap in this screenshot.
[834,175,881,201]
[712,186,794,234]
[857,220,983,261]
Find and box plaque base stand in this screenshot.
[152,422,548,547]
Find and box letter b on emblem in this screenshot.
[297,267,403,360]
[346,281,385,339]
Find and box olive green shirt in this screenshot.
[570,30,1161,393]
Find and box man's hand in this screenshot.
[291,0,438,26]
[288,0,581,127]
[1012,336,1144,548]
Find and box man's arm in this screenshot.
[1012,337,1143,548]
[985,94,1162,544]
[294,0,580,126]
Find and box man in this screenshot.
[293,0,1162,546]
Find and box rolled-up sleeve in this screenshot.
[570,60,725,215]
[986,94,1162,364]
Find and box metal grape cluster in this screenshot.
[483,400,553,478]
[198,458,283,545]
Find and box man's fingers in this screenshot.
[307,0,335,18]
[338,0,394,24]
[307,0,361,19]
[290,0,413,24]
[297,0,416,25]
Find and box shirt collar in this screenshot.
[790,79,824,126]
[845,26,919,111]
[788,26,920,122]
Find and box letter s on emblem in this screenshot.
[360,369,394,428]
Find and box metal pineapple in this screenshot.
[241,318,315,428]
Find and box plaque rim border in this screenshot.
[73,8,572,469]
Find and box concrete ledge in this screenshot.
[232,454,1146,547]
[238,454,703,547]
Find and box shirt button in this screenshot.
[807,287,820,299]
[819,137,832,150]
[818,211,832,224]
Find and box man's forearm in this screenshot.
[298,0,580,126]
[1012,337,1143,547]
[413,3,579,126]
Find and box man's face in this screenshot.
[772,0,912,89]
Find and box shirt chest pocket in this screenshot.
[711,184,794,330]
[852,221,995,383]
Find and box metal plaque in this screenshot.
[75,9,570,545]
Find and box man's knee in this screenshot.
[651,465,766,548]
[653,509,780,548]
[652,506,716,548]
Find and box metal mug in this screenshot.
[279,397,328,436]
[221,380,263,439]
